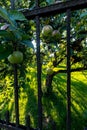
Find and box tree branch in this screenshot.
[53,67,87,75]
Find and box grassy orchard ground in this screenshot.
[42,66,87,130]
[0,64,87,129]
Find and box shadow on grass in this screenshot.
[43,90,66,130]
[24,71,87,130]
[42,72,87,130]
[24,84,38,128]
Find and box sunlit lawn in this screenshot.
[0,69,87,130]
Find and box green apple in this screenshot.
[52,30,60,41]
[41,25,53,38]
[8,51,23,64]
[8,54,15,64]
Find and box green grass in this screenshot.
[0,69,87,130]
[48,71,87,130]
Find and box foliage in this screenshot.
[0,1,87,130]
[0,66,87,130]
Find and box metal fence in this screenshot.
[0,0,87,130]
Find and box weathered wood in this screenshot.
[22,0,87,19]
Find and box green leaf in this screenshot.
[0,51,10,60]
[21,40,34,49]
[7,26,23,41]
[0,45,5,53]
[21,34,30,40]
[0,30,15,41]
[0,30,9,36]
[9,10,27,21]
[80,11,87,18]
[46,0,55,4]
[0,49,12,60]
[13,30,22,41]
[0,6,16,27]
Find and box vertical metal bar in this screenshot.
[10,0,19,127]
[10,0,15,9]
[35,0,39,7]
[6,111,9,125]
[6,110,9,130]
[36,15,42,130]
[26,115,30,130]
[35,0,42,130]
[14,64,19,127]
[66,9,71,130]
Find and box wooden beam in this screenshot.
[22,0,87,19]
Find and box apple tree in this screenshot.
[40,9,87,94]
[0,0,87,101]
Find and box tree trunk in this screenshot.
[46,74,54,95]
[45,67,87,95]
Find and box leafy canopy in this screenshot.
[0,6,34,60]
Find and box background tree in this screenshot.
[40,9,87,94]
